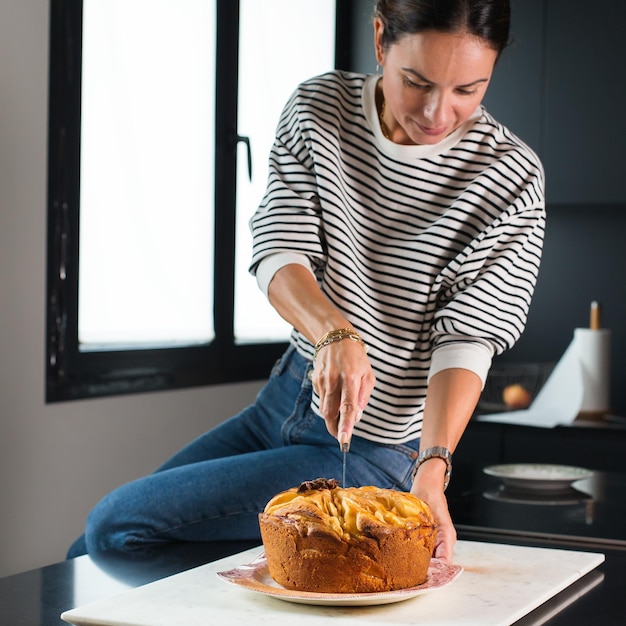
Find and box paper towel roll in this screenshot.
[574,328,611,413]
[478,327,611,427]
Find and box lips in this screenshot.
[417,123,447,137]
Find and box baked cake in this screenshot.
[258,478,437,593]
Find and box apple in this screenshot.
[502,384,532,409]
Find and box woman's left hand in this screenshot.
[424,492,456,562]
[411,368,482,561]
[411,459,456,562]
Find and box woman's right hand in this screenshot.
[311,337,375,445]
[267,263,375,445]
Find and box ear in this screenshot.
[373,17,386,66]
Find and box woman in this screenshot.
[69,0,544,563]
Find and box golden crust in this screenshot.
[259,481,437,593]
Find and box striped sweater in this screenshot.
[250,70,545,444]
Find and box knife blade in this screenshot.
[341,441,349,487]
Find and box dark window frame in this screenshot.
[45,0,354,402]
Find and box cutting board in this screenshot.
[61,540,604,626]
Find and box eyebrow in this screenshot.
[402,68,489,88]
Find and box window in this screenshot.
[46,0,352,402]
[234,0,336,342]
[78,0,216,350]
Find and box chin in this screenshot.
[413,133,447,146]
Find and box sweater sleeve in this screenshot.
[429,201,546,377]
[429,340,494,387]
[248,87,326,278]
[254,252,315,298]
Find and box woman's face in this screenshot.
[375,21,498,145]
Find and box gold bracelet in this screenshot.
[314,327,367,360]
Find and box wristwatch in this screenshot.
[412,446,452,491]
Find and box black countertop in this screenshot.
[2,468,626,626]
[447,468,626,550]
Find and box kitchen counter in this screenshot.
[56,541,606,626]
[2,468,626,625]
[1,533,622,626]
[1,533,624,624]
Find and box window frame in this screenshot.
[45,0,354,402]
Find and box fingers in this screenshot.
[312,340,374,443]
[337,402,360,449]
[432,520,456,562]
[318,385,361,441]
[317,374,371,441]
[410,481,457,562]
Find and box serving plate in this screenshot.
[217,553,462,606]
[484,463,593,492]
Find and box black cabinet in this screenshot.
[482,0,545,155]
[484,0,626,205]
[543,1,626,204]
[454,419,626,479]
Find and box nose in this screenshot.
[422,90,450,127]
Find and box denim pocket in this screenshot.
[392,442,420,490]
[349,438,420,491]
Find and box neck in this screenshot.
[376,80,391,140]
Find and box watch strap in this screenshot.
[412,446,452,491]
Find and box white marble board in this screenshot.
[61,540,604,626]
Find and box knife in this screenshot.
[341,440,349,487]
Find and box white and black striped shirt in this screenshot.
[250,71,545,444]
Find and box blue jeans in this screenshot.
[67,345,420,558]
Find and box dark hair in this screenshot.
[374,0,511,56]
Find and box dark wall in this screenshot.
[484,0,626,205]
[503,205,626,412]
[349,0,626,412]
